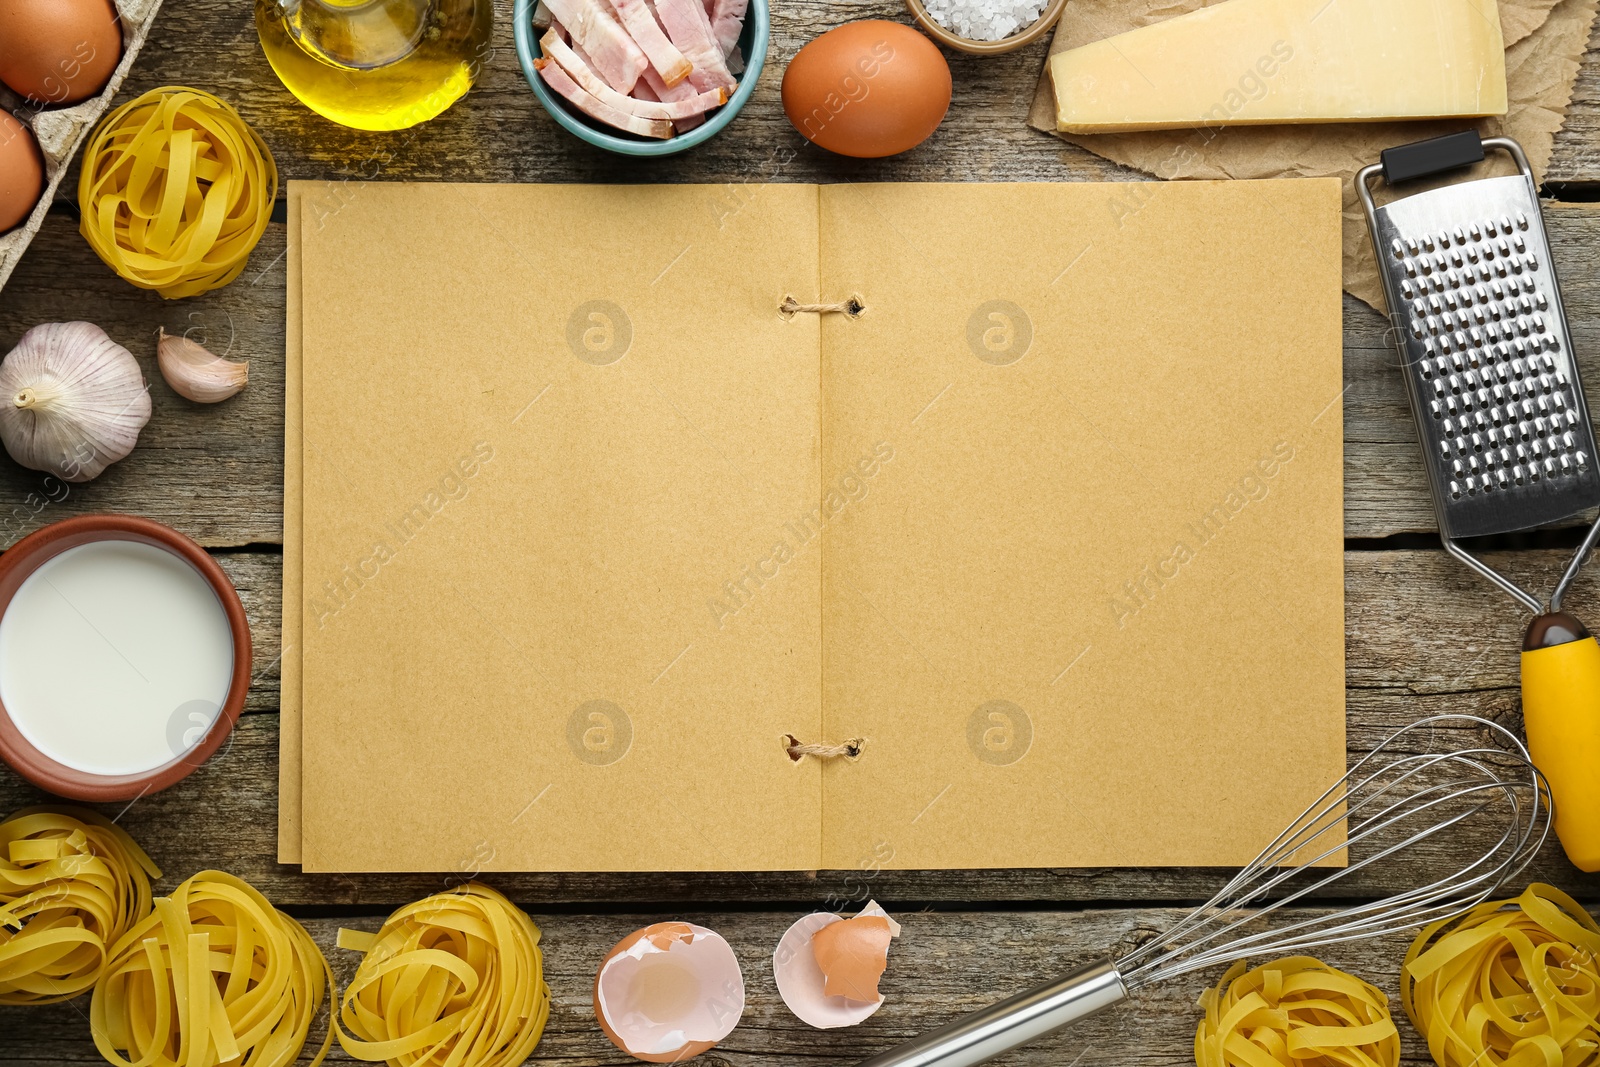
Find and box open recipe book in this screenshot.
[279,179,1346,873]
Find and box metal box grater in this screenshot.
[1359,132,1600,613]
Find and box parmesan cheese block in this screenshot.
[1050,0,1507,133]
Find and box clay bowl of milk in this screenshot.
[0,515,250,801]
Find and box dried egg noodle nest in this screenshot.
[1402,883,1600,1067]
[0,807,160,1005]
[333,883,551,1067]
[1195,956,1400,1067]
[90,870,333,1067]
[79,87,277,299]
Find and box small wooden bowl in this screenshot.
[905,0,1068,55]
[0,514,251,802]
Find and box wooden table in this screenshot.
[5,2,1600,1063]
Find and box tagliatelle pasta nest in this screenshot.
[79,87,277,299]
[1402,882,1600,1067]
[0,807,161,1005]
[1195,956,1400,1067]
[334,882,551,1067]
[90,870,333,1067]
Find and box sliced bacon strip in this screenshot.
[561,22,595,64]
[534,58,671,138]
[685,0,739,83]
[709,0,747,58]
[554,20,609,76]
[542,0,648,94]
[606,0,693,87]
[649,0,736,92]
[543,30,726,121]
[640,65,707,132]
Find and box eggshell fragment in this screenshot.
[815,911,896,999]
[774,900,901,1029]
[595,922,745,1063]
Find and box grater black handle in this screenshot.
[1380,130,1485,184]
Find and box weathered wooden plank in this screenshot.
[0,546,1592,906]
[1549,17,1600,186]
[7,204,1600,546]
[0,906,1586,1066]
[0,216,286,550]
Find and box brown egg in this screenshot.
[0,112,44,233]
[0,0,124,106]
[782,20,952,158]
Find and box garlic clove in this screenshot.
[157,328,249,404]
[0,323,152,483]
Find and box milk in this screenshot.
[0,540,235,777]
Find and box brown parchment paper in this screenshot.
[1028,0,1599,310]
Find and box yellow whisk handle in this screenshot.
[1522,613,1600,872]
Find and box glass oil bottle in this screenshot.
[256,0,493,131]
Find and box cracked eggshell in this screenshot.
[594,922,745,1063]
[773,901,901,1029]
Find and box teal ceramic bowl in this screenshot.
[514,0,768,157]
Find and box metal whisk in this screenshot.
[856,715,1552,1067]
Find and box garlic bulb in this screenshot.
[157,328,249,403]
[0,323,152,483]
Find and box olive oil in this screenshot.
[256,0,492,131]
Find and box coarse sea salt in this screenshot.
[923,0,1047,41]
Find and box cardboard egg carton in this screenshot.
[0,0,165,293]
